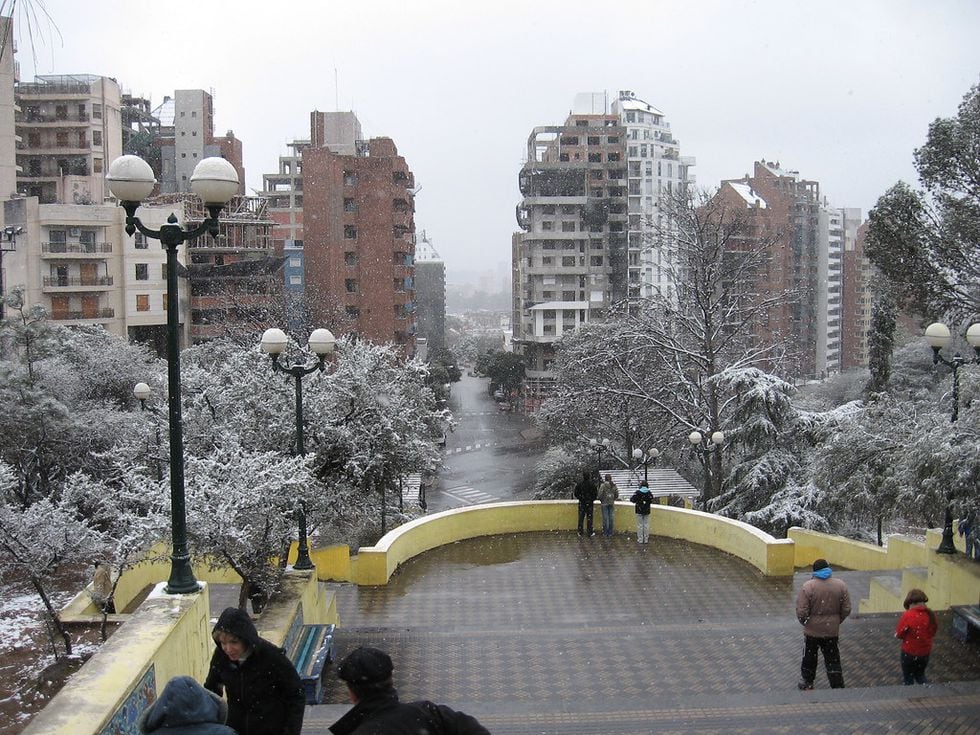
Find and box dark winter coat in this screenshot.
[573,476,598,505]
[796,571,851,638]
[329,689,490,735]
[203,607,306,735]
[630,487,654,515]
[140,675,237,735]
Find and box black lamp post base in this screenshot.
[165,555,203,595]
[937,506,957,554]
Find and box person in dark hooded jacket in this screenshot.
[140,675,237,735]
[204,607,306,735]
[329,646,490,735]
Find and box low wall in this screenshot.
[23,583,212,735]
[353,500,795,585]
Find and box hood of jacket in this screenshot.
[212,606,261,649]
[637,486,651,494]
[140,676,228,732]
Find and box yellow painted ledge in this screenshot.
[22,583,212,735]
[353,500,796,585]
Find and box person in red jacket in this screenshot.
[895,588,938,685]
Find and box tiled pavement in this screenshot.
[287,532,980,734]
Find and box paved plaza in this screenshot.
[296,532,980,734]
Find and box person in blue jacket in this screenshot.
[140,675,237,735]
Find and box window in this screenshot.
[92,131,102,147]
[588,153,601,163]
[135,264,148,280]
[562,290,575,300]
[78,231,95,246]
[344,225,357,239]
[136,295,150,312]
[345,252,357,266]
[541,221,553,231]
[55,105,68,120]
[56,131,69,147]
[93,159,103,173]
[27,132,40,147]
[289,276,302,285]
[587,136,600,146]
[345,306,360,317]
[345,279,358,293]
[161,264,168,279]
[92,104,102,119]
[607,136,619,144]
[590,256,604,266]
[344,197,358,212]
[561,222,576,232]
[562,256,575,267]
[543,310,556,319]
[49,230,67,244]
[343,170,357,186]
[542,291,555,300]
[607,152,621,161]
[542,257,554,265]
[289,257,301,267]
[559,153,569,162]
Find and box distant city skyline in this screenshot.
[11,0,980,288]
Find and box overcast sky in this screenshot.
[15,0,980,288]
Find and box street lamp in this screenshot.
[688,429,725,510]
[133,382,163,481]
[0,225,21,321]
[924,321,980,554]
[631,447,660,485]
[589,437,610,472]
[108,154,239,594]
[260,326,336,570]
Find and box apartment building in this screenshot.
[414,231,445,351]
[149,90,244,196]
[513,103,626,411]
[302,131,416,353]
[609,90,695,301]
[816,204,863,376]
[841,220,873,370]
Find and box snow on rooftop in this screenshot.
[618,97,664,116]
[728,182,767,209]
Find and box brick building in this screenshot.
[302,133,416,353]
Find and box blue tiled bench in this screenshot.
[285,623,335,704]
[951,605,980,643]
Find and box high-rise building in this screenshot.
[841,220,873,370]
[816,204,862,377]
[512,91,694,411]
[302,122,416,353]
[720,161,821,378]
[609,90,695,301]
[147,90,243,197]
[414,231,445,352]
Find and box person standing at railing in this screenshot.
[597,474,619,537]
[629,480,654,545]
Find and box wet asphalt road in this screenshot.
[426,371,545,512]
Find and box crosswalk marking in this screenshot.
[442,485,499,506]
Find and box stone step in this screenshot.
[300,681,980,734]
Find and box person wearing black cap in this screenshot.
[204,607,306,735]
[795,558,851,690]
[329,646,491,735]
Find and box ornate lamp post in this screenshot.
[631,447,660,485]
[108,154,239,594]
[688,429,725,511]
[0,225,21,321]
[260,327,336,570]
[924,321,980,554]
[589,437,610,473]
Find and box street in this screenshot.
[425,371,545,512]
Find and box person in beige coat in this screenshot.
[597,474,619,537]
[795,558,850,689]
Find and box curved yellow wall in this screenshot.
[353,501,795,585]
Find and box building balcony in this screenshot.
[50,307,115,322]
[16,113,90,125]
[42,275,114,290]
[41,242,112,256]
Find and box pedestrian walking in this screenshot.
[330,646,490,735]
[140,675,237,735]
[796,558,851,690]
[959,510,979,560]
[204,607,306,735]
[573,470,598,537]
[629,480,654,544]
[597,473,619,537]
[895,588,938,685]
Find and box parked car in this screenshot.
[497,402,511,412]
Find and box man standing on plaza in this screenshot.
[796,558,851,689]
[597,473,619,537]
[573,470,598,537]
